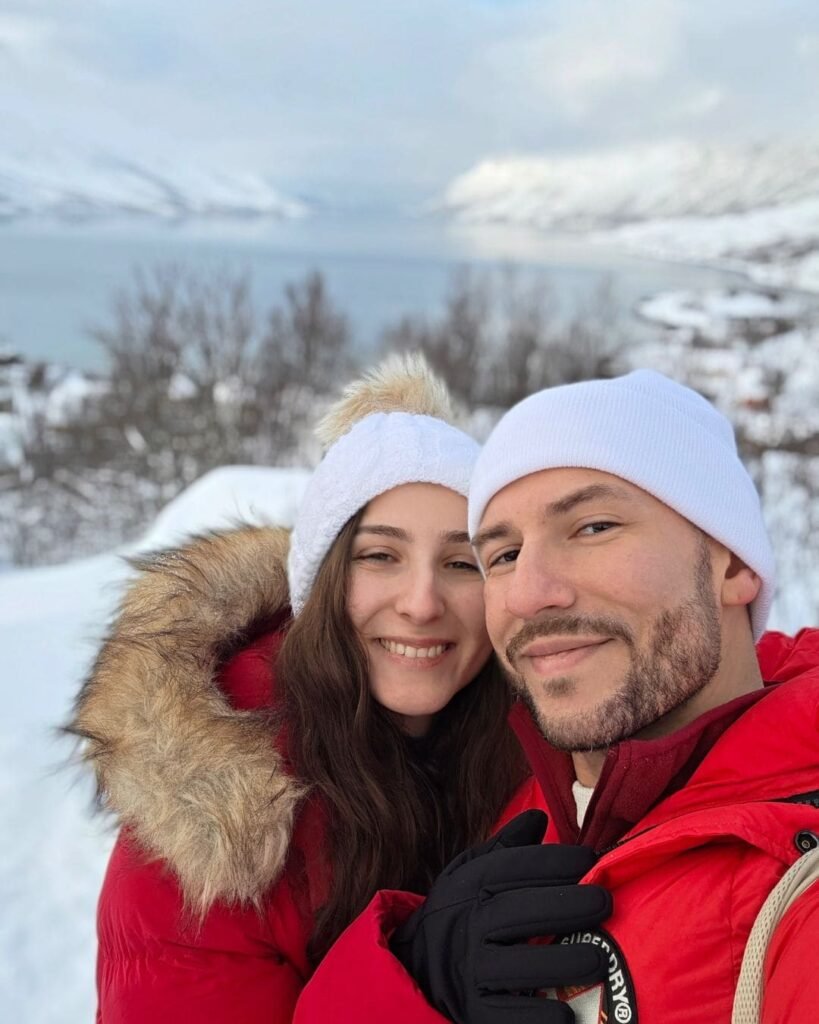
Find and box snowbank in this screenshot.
[1,450,816,1019]
[0,466,308,1022]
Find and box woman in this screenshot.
[69,353,537,1022]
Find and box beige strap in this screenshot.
[732,847,819,1023]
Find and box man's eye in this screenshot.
[578,522,617,536]
[487,549,519,570]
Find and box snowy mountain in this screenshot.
[0,146,309,223]
[442,140,819,229]
[440,141,819,292]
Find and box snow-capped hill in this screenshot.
[0,147,309,223]
[441,140,819,230]
[606,198,819,293]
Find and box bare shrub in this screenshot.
[381,266,623,410]
[260,270,353,393]
[381,268,487,405]
[7,266,355,565]
[528,276,624,391]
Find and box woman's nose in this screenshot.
[394,568,447,623]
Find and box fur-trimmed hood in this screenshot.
[69,526,306,911]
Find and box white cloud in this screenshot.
[796,33,819,57]
[0,12,54,61]
[488,0,684,119]
[674,87,724,120]
[1,0,818,204]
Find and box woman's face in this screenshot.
[347,482,493,736]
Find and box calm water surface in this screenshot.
[0,214,751,372]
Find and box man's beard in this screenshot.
[503,538,723,752]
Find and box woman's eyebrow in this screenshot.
[355,526,470,544]
[355,524,410,540]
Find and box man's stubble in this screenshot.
[504,538,723,753]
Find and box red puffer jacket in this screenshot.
[72,526,545,1023]
[294,629,819,1024]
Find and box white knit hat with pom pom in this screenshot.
[287,352,479,615]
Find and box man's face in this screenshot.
[474,467,724,751]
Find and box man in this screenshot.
[294,370,819,1024]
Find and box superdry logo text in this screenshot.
[541,929,638,1024]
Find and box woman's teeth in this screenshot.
[379,640,447,659]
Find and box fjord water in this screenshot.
[0,213,749,371]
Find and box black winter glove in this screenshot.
[391,810,611,1024]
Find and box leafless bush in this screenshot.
[530,277,624,390]
[260,270,353,393]
[381,266,623,409]
[8,265,355,565]
[88,265,279,488]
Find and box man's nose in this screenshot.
[395,567,447,622]
[504,547,576,620]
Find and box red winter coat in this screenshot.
[72,526,543,1023]
[294,628,819,1024]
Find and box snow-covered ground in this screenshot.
[3,413,818,1019]
[6,450,818,1024]
[629,290,819,626]
[4,448,819,1022]
[0,466,309,1022]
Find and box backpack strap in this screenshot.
[732,841,819,1023]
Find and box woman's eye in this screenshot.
[354,551,394,563]
[447,559,480,572]
[577,521,617,536]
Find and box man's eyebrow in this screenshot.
[471,523,513,553]
[547,483,635,517]
[472,485,634,550]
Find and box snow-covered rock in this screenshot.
[635,288,804,344]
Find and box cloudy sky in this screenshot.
[2,0,818,207]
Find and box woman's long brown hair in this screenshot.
[276,510,528,963]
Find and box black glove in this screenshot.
[391,810,611,1024]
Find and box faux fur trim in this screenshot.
[315,351,455,450]
[68,526,306,911]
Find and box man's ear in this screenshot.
[721,553,761,608]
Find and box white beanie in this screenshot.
[288,355,479,616]
[468,369,775,639]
